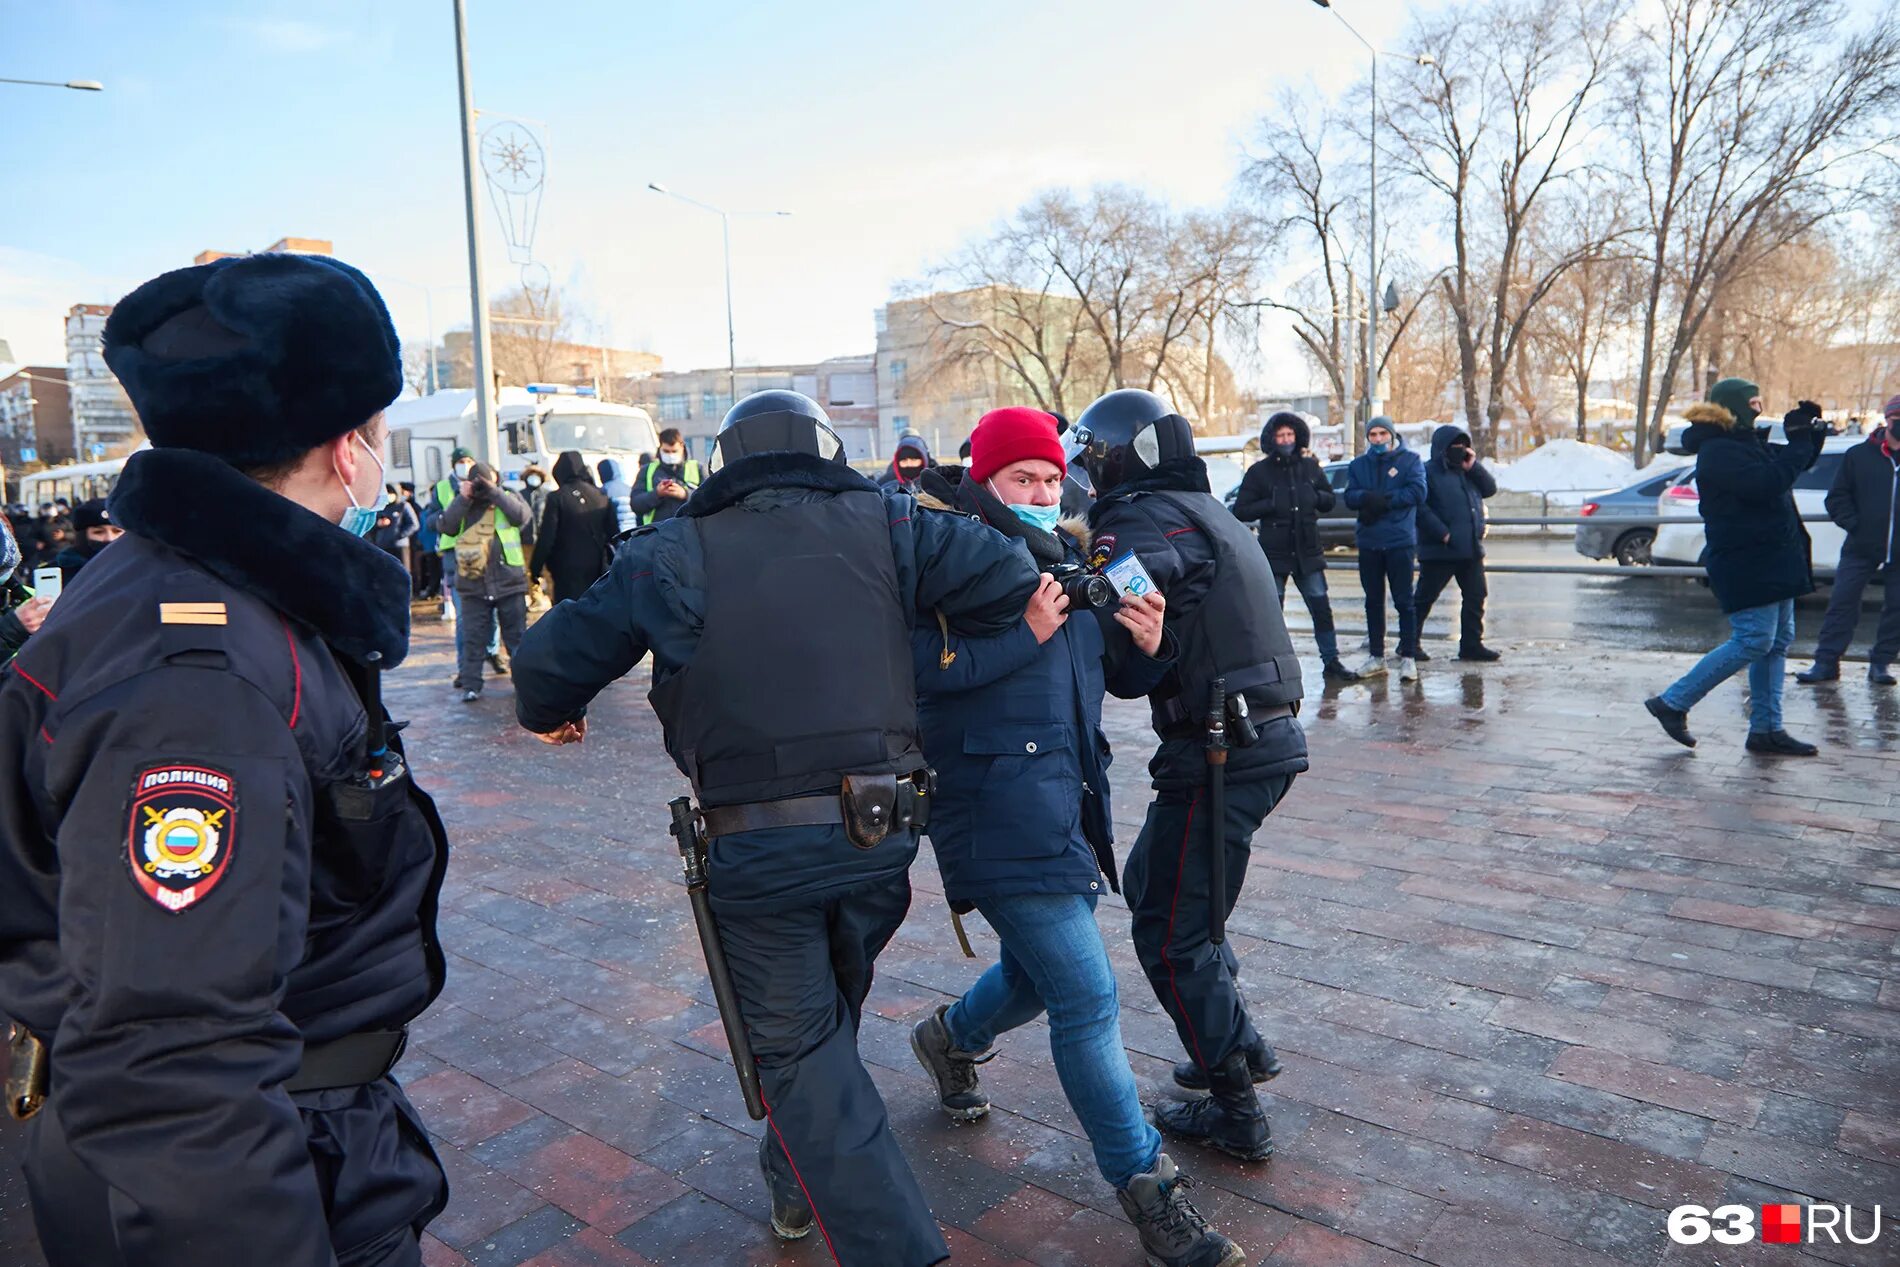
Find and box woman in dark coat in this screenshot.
[1232,411,1357,681]
[528,450,617,603]
[1646,379,1825,756]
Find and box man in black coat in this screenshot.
[1232,412,1357,681]
[1414,424,1501,661]
[529,449,617,603]
[1646,378,1825,756]
[1796,398,1900,685]
[0,253,450,1266]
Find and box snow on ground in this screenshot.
[1494,439,1638,503]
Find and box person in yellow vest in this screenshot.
[437,461,531,702]
[628,426,701,525]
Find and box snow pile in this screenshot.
[1494,439,1636,501]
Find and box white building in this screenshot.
[66,304,137,459]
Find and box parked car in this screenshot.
[1573,469,1689,566]
[1652,436,1855,580]
[1222,458,1356,551]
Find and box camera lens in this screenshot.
[1065,573,1116,611]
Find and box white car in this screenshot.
[1652,434,1856,580]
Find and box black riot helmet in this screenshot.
[1068,388,1196,494]
[712,389,846,471]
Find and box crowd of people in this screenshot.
[0,250,1895,1267]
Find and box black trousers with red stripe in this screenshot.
[1121,775,1294,1072]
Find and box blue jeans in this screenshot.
[1662,599,1796,732]
[1274,566,1340,662]
[944,893,1161,1190]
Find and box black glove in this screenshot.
[1782,401,1823,434]
[1358,489,1389,520]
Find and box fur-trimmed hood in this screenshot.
[1260,410,1312,457]
[1681,401,1745,453]
[108,447,413,667]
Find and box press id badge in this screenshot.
[1104,551,1157,599]
[32,567,62,604]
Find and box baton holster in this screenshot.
[841,769,934,849]
[7,1021,47,1121]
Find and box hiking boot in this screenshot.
[1745,729,1819,757]
[1173,1041,1282,1092]
[1353,655,1388,679]
[1395,656,1419,682]
[1457,644,1502,662]
[1321,659,1361,683]
[910,1004,991,1121]
[1870,663,1897,686]
[1116,1154,1246,1267]
[1795,659,1840,684]
[759,1138,813,1240]
[1644,696,1695,748]
[1153,1052,1272,1162]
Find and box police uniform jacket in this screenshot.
[512,449,1039,915]
[0,447,449,1267]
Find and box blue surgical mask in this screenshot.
[1367,438,1392,455]
[336,433,387,537]
[1006,502,1061,533]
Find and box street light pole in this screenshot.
[648,183,791,412]
[0,77,104,91]
[452,0,499,468]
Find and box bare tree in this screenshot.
[489,285,578,388]
[1621,0,1900,464]
[1384,0,1625,456]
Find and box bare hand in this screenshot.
[533,719,587,746]
[459,479,474,498]
[1114,589,1167,657]
[660,480,687,500]
[13,595,52,634]
[1025,573,1071,644]
[1461,450,1476,471]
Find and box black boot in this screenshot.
[1115,1154,1245,1267]
[1795,658,1840,684]
[910,1004,991,1121]
[1321,659,1361,683]
[1745,729,1819,757]
[1172,1040,1282,1092]
[488,649,510,675]
[1153,1052,1272,1162]
[1644,696,1696,748]
[1870,663,1897,686]
[759,1138,813,1241]
[1457,644,1501,662]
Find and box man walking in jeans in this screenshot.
[1343,416,1426,680]
[1796,396,1900,686]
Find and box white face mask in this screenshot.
[336,433,387,536]
[659,449,685,465]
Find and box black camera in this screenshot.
[1048,562,1116,611]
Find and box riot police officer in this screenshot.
[1070,388,1309,1164]
[511,390,1038,1267]
[0,254,450,1266]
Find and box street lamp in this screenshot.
[648,182,792,409]
[1307,0,1431,447]
[0,78,103,91]
[378,276,455,394]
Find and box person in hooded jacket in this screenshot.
[1645,378,1826,756]
[1232,412,1357,682]
[0,253,450,1267]
[529,449,617,603]
[904,410,1244,1267]
[49,498,124,583]
[0,513,51,667]
[1342,416,1427,679]
[881,430,934,492]
[1414,424,1501,661]
[1796,395,1900,686]
[511,390,1040,1267]
[597,457,638,534]
[438,461,533,702]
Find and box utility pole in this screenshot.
[452,0,499,467]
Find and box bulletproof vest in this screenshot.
[1145,489,1304,730]
[649,488,924,807]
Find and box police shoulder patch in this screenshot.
[126,764,238,914]
[1088,533,1118,571]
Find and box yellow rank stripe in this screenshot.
[159,602,227,626]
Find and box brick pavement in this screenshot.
[3,619,1897,1267]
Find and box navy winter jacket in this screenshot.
[1824,426,1900,567]
[1682,404,1823,613]
[1343,437,1426,551]
[911,486,1171,905]
[1416,425,1497,562]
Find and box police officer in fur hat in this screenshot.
[0,253,451,1266]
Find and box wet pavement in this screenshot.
[3,607,1897,1267]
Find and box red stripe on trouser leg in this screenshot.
[1159,791,1210,1070]
[760,1087,841,1265]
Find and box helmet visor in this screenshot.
[709,410,845,473]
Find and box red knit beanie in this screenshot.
[969,407,1067,483]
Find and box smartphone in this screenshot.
[32,566,62,603]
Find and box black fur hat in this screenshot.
[102,253,401,469]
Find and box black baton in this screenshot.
[1206,678,1229,944]
[670,796,767,1121]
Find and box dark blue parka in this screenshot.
[1416,424,1497,562]
[0,448,449,1267]
[1343,434,1427,551]
[512,451,1039,914]
[1682,403,1822,613]
[909,475,1170,905]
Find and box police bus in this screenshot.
[384,385,659,490]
